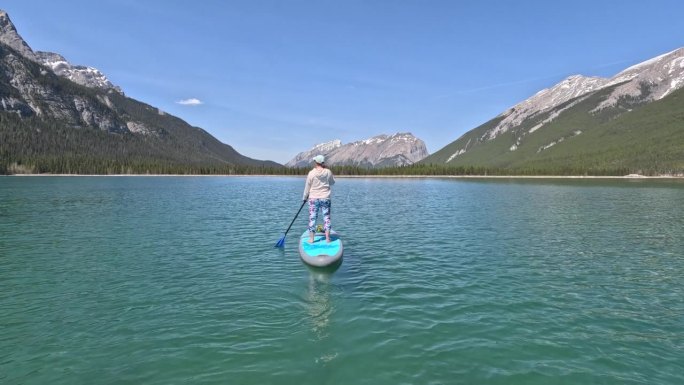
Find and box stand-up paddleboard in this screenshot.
[298,230,343,267]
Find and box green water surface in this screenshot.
[1,176,682,384]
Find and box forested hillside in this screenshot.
[0,42,281,174]
[422,82,684,176]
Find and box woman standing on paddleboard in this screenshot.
[302,155,335,243]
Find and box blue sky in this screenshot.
[4,0,684,163]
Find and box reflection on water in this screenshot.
[3,177,683,385]
[305,265,341,364]
[306,266,336,340]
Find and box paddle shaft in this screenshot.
[282,199,307,237]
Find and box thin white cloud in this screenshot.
[176,98,203,106]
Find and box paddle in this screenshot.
[275,199,307,247]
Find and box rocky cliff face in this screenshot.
[35,51,124,94]
[0,10,122,95]
[0,9,172,134]
[285,139,342,167]
[0,9,277,170]
[592,48,684,110]
[0,43,130,132]
[0,9,127,132]
[0,10,36,61]
[286,133,429,168]
[489,75,610,141]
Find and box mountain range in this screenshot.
[0,10,278,174]
[286,133,429,168]
[1,7,682,175]
[421,47,684,175]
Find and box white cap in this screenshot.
[312,155,325,164]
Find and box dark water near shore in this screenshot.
[1,176,683,384]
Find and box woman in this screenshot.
[302,155,335,243]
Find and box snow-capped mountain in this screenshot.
[285,139,342,167]
[430,47,684,165]
[0,10,122,94]
[593,48,684,110]
[489,75,610,140]
[0,9,278,172]
[287,133,429,168]
[35,51,123,94]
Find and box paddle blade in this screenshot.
[274,236,286,248]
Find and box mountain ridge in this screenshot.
[286,133,429,168]
[0,9,279,174]
[0,10,123,94]
[420,46,684,174]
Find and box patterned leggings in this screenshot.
[308,199,331,233]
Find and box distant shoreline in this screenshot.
[4,174,684,179]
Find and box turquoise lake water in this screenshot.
[1,176,683,385]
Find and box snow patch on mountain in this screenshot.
[443,47,684,164]
[286,133,428,168]
[593,48,684,111]
[477,47,684,144]
[446,137,473,162]
[488,75,609,141]
[284,139,342,167]
[537,130,582,153]
[0,11,123,94]
[316,139,343,153]
[35,52,123,94]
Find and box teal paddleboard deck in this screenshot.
[298,230,343,267]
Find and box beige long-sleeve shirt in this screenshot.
[303,167,335,200]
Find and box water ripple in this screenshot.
[1,177,683,384]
